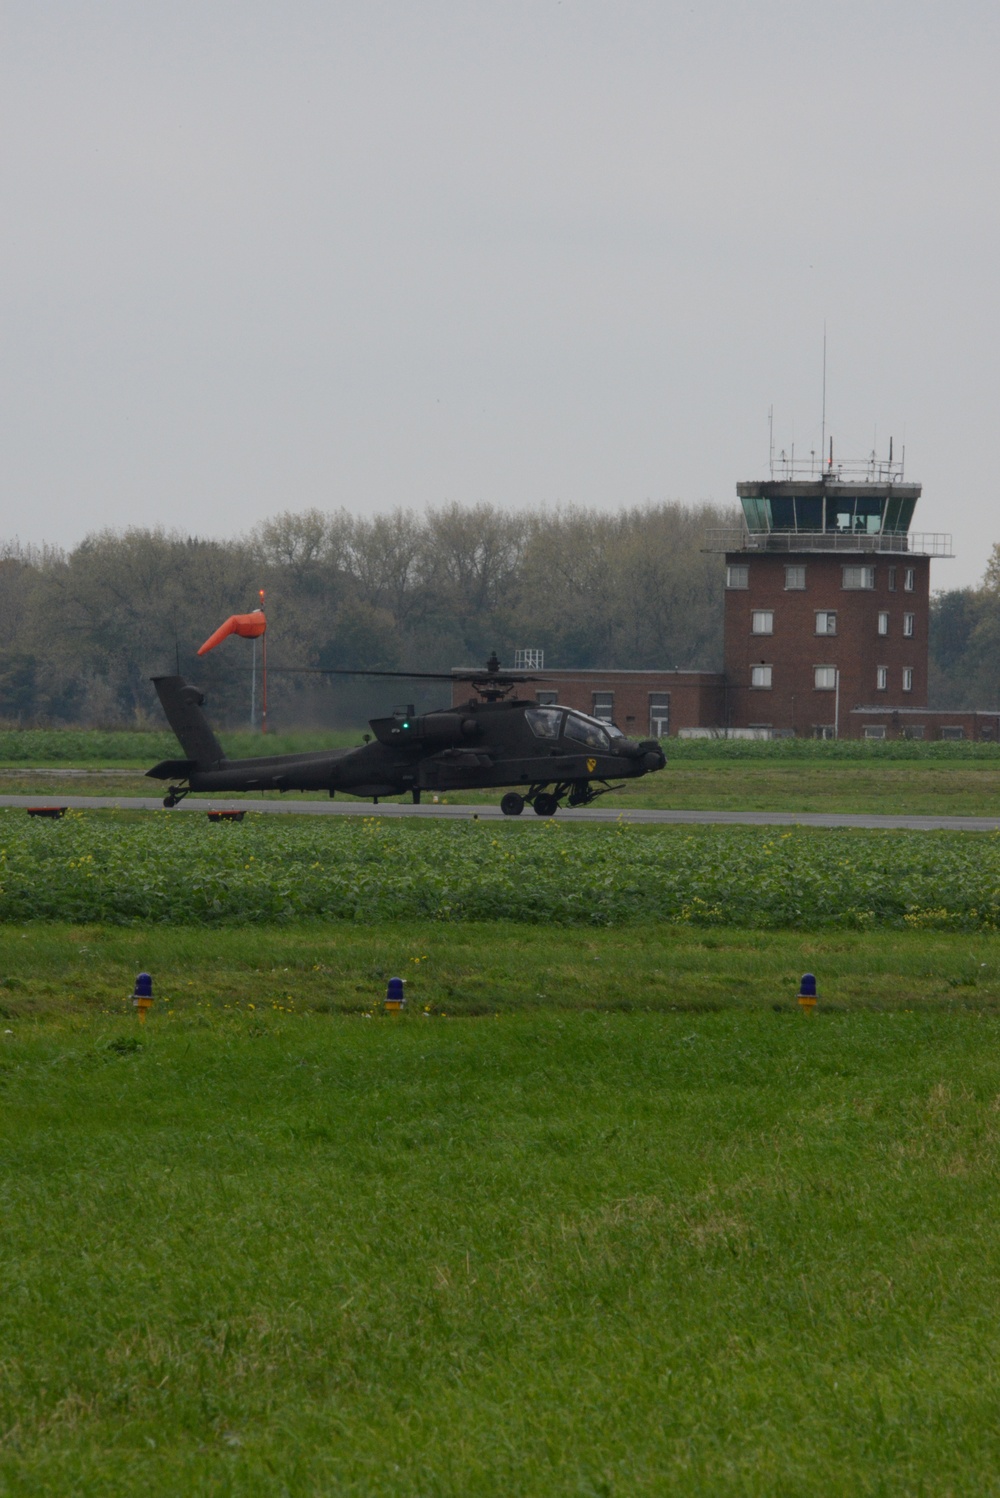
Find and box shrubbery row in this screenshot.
[1,811,998,930]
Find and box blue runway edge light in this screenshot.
[385,977,405,1011]
[133,972,153,999]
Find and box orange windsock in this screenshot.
[197,610,267,655]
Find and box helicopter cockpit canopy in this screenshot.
[525,706,561,739]
[525,706,624,750]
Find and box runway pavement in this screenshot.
[1,793,999,833]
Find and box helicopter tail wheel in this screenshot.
[163,794,178,808]
[533,793,559,817]
[500,792,525,816]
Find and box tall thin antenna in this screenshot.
[820,325,827,475]
[768,405,774,477]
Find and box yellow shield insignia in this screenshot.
[586,757,597,772]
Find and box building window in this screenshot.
[904,568,915,592]
[877,611,889,636]
[941,726,965,740]
[751,610,774,635]
[785,565,806,590]
[592,692,614,723]
[536,691,558,706]
[903,725,925,740]
[750,665,772,689]
[864,725,887,740]
[843,566,875,590]
[814,666,837,690]
[903,612,915,637]
[876,666,888,690]
[888,567,897,591]
[726,565,749,589]
[902,667,913,692]
[649,692,670,738]
[813,725,836,740]
[815,611,837,635]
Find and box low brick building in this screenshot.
[849,708,1000,741]
[451,668,724,738]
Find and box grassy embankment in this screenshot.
[3,731,1000,814]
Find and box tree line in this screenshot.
[0,502,736,727]
[929,544,1000,711]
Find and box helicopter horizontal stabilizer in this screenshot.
[150,676,227,768]
[145,758,201,782]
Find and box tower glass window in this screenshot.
[878,611,889,635]
[902,668,913,692]
[904,568,915,592]
[877,666,888,690]
[815,612,837,635]
[751,610,774,634]
[750,665,772,689]
[903,612,915,637]
[814,667,837,690]
[888,567,897,591]
[843,566,875,590]
[726,565,749,589]
[785,565,806,590]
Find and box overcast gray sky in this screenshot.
[2,1,998,586]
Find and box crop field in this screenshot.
[2,808,1000,931]
[5,806,1000,1493]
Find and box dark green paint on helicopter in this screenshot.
[146,661,666,817]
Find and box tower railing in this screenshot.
[767,455,907,484]
[704,528,953,557]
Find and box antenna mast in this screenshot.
[820,325,827,476]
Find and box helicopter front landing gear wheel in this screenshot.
[533,793,560,817]
[500,792,525,816]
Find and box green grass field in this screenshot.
[5,800,1000,1492]
[4,972,1000,1493]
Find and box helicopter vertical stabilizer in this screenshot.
[151,676,227,767]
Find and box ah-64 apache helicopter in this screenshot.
[147,654,666,816]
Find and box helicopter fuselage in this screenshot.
[147,678,666,814]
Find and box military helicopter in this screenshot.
[146,654,666,816]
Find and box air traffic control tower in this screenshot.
[707,449,953,737]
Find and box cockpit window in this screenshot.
[525,706,562,740]
[564,713,611,751]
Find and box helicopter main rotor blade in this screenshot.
[252,666,548,684]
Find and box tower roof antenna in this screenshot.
[820,324,827,475]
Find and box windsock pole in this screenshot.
[260,589,267,733]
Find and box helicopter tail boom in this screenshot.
[151,676,227,768]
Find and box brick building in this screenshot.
[708,464,954,738]
[451,459,998,740]
[450,668,723,738]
